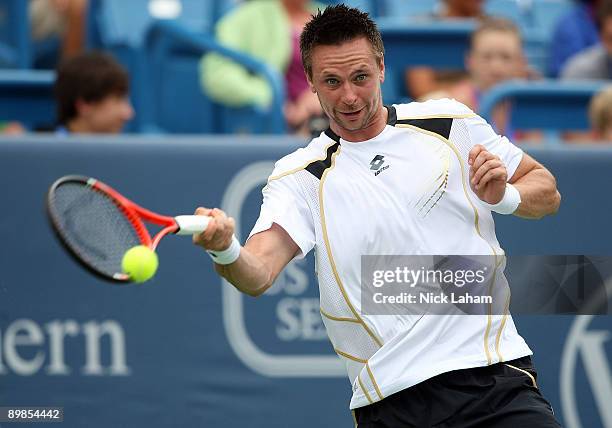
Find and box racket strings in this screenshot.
[50,182,143,278]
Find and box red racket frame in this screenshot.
[47,175,184,283]
[91,178,179,250]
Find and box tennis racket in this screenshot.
[46,175,210,283]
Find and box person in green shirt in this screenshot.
[200,0,324,134]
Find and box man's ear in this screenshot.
[307,74,316,93]
[379,55,385,83]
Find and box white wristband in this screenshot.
[207,235,241,265]
[480,183,521,215]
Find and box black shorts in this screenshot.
[353,356,561,428]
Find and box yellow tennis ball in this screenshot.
[121,245,158,283]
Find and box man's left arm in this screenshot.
[469,144,561,219]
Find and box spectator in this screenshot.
[0,122,26,135]
[589,85,612,140]
[54,52,134,134]
[561,0,612,80]
[200,0,324,135]
[405,0,486,100]
[30,0,88,67]
[548,0,602,77]
[425,18,537,140]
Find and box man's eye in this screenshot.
[326,78,339,85]
[355,74,367,81]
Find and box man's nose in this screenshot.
[340,82,359,106]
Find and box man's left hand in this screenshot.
[468,145,507,205]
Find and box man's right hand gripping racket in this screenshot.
[46,175,210,283]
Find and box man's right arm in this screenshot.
[192,207,299,297]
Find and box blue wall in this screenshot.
[0,136,610,428]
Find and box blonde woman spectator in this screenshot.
[589,86,612,140]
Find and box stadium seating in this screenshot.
[87,0,286,134]
[1,0,600,140]
[382,0,572,30]
[0,69,55,129]
[375,0,573,103]
[0,0,30,68]
[486,0,572,33]
[144,20,285,134]
[378,0,572,77]
[377,19,475,103]
[479,80,607,135]
[86,0,219,132]
[383,0,439,18]
[497,0,573,74]
[87,0,216,48]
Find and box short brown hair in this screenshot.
[55,51,129,125]
[589,86,612,135]
[300,4,384,79]
[470,17,522,48]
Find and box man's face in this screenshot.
[308,37,385,139]
[467,30,524,92]
[601,16,612,56]
[78,94,134,133]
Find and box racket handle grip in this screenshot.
[174,215,211,235]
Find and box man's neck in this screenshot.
[331,105,389,142]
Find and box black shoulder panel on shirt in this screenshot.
[395,118,453,140]
[306,137,341,180]
[386,105,397,125]
[324,128,340,143]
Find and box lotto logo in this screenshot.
[370,155,385,171]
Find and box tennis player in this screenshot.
[194,5,562,427]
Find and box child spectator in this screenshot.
[54,52,134,134]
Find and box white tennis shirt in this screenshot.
[248,99,532,409]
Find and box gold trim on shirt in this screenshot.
[334,348,369,364]
[319,146,384,348]
[320,308,361,324]
[495,291,512,362]
[358,375,374,404]
[395,122,502,365]
[366,362,384,400]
